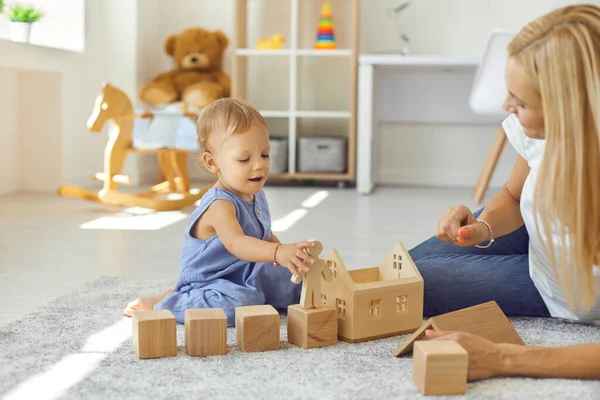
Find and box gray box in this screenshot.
[298,137,347,173]
[270,137,288,174]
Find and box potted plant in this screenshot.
[8,3,43,43]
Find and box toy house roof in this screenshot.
[324,242,423,290]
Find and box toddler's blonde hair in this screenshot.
[196,98,267,152]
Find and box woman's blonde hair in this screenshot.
[508,4,600,311]
[196,98,267,152]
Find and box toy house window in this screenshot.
[396,295,408,314]
[321,294,327,305]
[393,254,402,270]
[327,260,337,278]
[369,299,382,318]
[336,298,346,318]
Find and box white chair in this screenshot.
[469,30,515,203]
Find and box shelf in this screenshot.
[233,0,359,181]
[259,110,351,118]
[235,49,291,56]
[296,49,352,57]
[260,110,291,118]
[295,110,351,119]
[235,49,352,57]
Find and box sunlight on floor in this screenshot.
[271,190,329,233]
[82,318,134,353]
[4,319,132,400]
[272,209,308,233]
[79,207,188,231]
[78,189,330,232]
[301,190,329,208]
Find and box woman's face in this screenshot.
[502,57,545,139]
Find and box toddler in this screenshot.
[123,98,315,326]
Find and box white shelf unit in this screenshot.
[232,0,359,182]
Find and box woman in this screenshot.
[410,4,600,380]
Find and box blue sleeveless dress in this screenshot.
[155,187,301,326]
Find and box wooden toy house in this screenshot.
[321,242,424,342]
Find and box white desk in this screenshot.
[357,54,498,194]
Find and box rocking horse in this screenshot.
[58,82,211,211]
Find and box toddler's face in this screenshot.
[210,123,271,199]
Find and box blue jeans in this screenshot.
[408,209,551,318]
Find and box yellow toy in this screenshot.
[256,33,286,50]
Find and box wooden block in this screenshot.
[132,310,177,359]
[412,340,468,396]
[394,301,524,357]
[235,305,280,352]
[185,308,227,356]
[287,304,337,349]
[429,301,524,345]
[393,320,432,357]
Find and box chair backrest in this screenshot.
[469,30,516,116]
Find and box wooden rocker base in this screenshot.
[58,182,211,212]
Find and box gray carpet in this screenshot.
[1,277,599,400]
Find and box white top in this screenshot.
[503,115,600,322]
[358,54,478,67]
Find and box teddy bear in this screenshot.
[140,27,231,109]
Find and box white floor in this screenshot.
[0,184,487,327]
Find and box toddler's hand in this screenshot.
[275,241,316,278]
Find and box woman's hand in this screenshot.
[275,241,316,278]
[425,330,511,381]
[435,205,489,246]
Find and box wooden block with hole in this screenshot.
[132,310,177,359]
[235,305,280,352]
[185,308,228,356]
[287,304,338,349]
[412,340,468,396]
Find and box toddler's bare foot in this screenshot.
[123,289,175,317]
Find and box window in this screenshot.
[0,0,86,52]
[369,299,381,318]
[336,298,346,318]
[393,254,402,270]
[327,260,337,278]
[396,295,408,314]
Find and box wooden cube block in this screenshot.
[132,310,177,359]
[287,304,337,349]
[185,308,228,356]
[412,340,468,395]
[235,305,280,352]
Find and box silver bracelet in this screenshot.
[475,219,494,249]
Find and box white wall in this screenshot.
[2,0,598,195]
[18,70,62,191]
[362,0,600,57]
[0,0,139,194]
[0,0,86,52]
[0,68,19,193]
[135,0,600,188]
